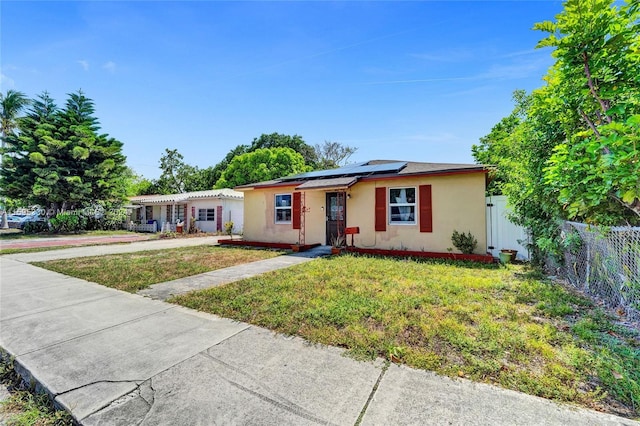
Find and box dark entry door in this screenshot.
[326,192,346,245]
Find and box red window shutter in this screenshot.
[216,205,223,231]
[292,192,301,229]
[419,185,433,233]
[375,187,386,232]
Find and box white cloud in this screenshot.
[0,73,15,88]
[478,56,550,80]
[103,61,117,73]
[411,49,474,63]
[78,60,90,71]
[364,54,550,86]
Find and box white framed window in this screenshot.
[389,187,416,225]
[275,194,292,223]
[166,205,185,222]
[198,208,215,221]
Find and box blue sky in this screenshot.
[2,1,563,179]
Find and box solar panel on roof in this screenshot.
[282,161,407,181]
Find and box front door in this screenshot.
[326,192,346,245]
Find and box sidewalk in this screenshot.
[0,233,153,250]
[1,244,637,424]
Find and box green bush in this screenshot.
[451,230,478,254]
[49,213,86,233]
[22,221,49,234]
[85,208,127,231]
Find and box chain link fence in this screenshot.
[560,221,640,321]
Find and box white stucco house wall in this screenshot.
[129,189,244,233]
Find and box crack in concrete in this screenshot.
[137,379,157,426]
[354,361,388,426]
[16,305,177,357]
[200,351,337,426]
[55,379,145,398]
[72,379,154,423]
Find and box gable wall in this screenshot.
[243,186,325,244]
[243,172,486,253]
[346,172,486,253]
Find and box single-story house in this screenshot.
[236,160,488,254]
[129,189,244,233]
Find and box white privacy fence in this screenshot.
[486,196,530,260]
[561,221,640,321]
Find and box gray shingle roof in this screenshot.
[236,160,485,190]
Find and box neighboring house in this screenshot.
[236,160,488,254]
[129,189,244,233]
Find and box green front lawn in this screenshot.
[35,246,283,293]
[171,254,640,419]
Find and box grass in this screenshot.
[0,357,74,426]
[170,254,640,419]
[34,246,283,293]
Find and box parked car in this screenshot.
[6,214,27,229]
[8,211,47,229]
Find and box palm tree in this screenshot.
[1,90,30,143]
[1,90,30,227]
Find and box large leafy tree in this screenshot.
[209,133,318,184]
[214,147,310,188]
[536,0,640,222]
[472,90,529,196]
[121,167,153,197]
[156,148,192,193]
[208,145,253,186]
[248,133,317,167]
[313,141,358,169]
[148,149,218,194]
[473,0,640,262]
[0,91,127,213]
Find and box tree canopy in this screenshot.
[472,0,640,262]
[214,147,310,188]
[207,133,318,185]
[1,90,30,141]
[313,140,358,169]
[537,0,640,222]
[0,91,127,213]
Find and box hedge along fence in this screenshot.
[561,221,640,321]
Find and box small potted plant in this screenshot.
[330,234,345,255]
[499,249,517,264]
[291,242,301,252]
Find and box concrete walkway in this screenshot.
[139,246,332,300]
[1,242,637,425]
